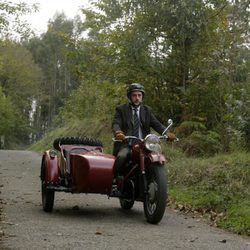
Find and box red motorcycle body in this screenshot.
[130,144,166,167]
[41,135,169,224]
[42,144,115,194]
[42,143,166,193]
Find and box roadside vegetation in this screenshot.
[167,148,250,236]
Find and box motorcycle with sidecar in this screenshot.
[40,119,177,224]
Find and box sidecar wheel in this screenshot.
[143,165,167,224]
[119,198,134,210]
[41,182,55,212]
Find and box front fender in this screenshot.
[147,152,166,165]
[41,150,60,185]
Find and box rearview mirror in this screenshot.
[162,119,173,135]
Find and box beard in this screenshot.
[130,100,142,107]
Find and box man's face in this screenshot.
[130,91,143,106]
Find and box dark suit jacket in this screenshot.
[112,103,166,152]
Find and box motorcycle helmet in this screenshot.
[127,83,145,99]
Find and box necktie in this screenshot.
[133,108,140,138]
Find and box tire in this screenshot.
[53,136,103,150]
[41,159,55,212]
[143,165,167,224]
[119,179,135,210]
[42,182,55,212]
[119,198,134,210]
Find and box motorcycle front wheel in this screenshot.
[143,164,167,224]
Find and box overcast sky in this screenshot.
[12,0,90,34]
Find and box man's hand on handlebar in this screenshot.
[167,132,177,142]
[115,130,126,141]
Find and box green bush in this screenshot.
[177,121,207,137]
[179,130,222,156]
[176,121,222,156]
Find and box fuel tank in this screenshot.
[70,150,115,194]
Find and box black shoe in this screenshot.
[113,175,123,185]
[111,186,121,196]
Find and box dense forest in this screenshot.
[0,0,249,155]
[1,0,250,235]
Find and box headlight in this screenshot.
[144,134,161,153]
[49,149,57,159]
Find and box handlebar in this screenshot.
[112,136,143,142]
[112,135,179,142]
[113,118,179,142]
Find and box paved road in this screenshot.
[0,150,249,250]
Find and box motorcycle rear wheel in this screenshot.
[119,198,134,210]
[143,165,167,224]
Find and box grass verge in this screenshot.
[167,149,250,236]
[29,118,114,153]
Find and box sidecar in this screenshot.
[40,137,116,212]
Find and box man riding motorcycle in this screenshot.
[112,83,176,179]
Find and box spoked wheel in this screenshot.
[143,165,167,224]
[41,182,55,212]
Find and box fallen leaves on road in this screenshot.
[1,221,15,225]
[219,239,227,243]
[95,231,102,235]
[72,205,80,210]
[189,237,198,242]
[171,201,225,227]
